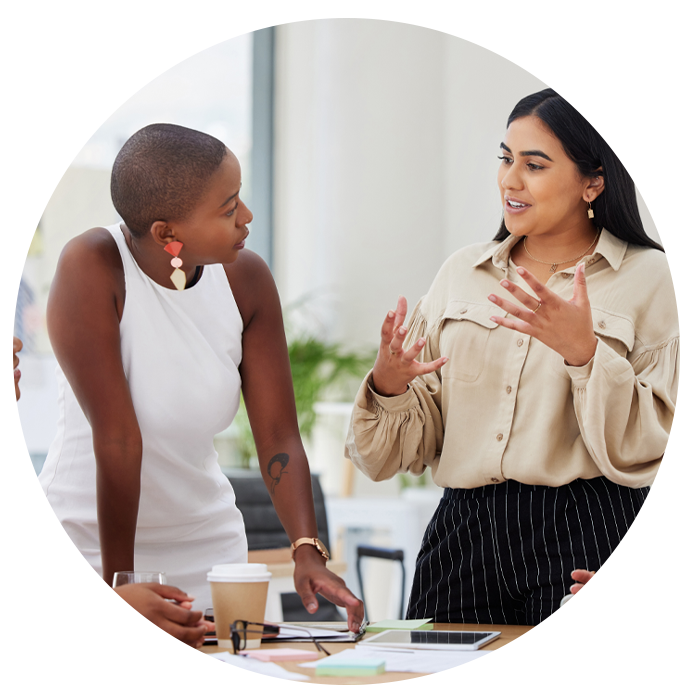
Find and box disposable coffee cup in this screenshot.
[207,563,272,650]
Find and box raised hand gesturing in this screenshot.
[488,262,598,367]
[371,296,449,397]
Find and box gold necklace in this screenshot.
[522,233,600,273]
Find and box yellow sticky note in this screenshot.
[615,668,681,685]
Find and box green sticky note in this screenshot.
[365,619,434,632]
[316,657,386,677]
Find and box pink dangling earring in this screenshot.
[587,200,595,219]
[164,241,186,290]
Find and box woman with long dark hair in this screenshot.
[346,88,678,625]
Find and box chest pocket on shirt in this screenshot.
[550,306,635,378]
[591,307,635,356]
[439,301,499,383]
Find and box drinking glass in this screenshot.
[112,571,167,588]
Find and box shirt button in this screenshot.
[496,433,503,441]
[491,477,500,483]
[562,273,572,279]
[598,321,606,329]
[506,386,512,394]
[517,338,524,347]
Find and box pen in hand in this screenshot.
[593,525,644,613]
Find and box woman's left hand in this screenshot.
[488,262,598,367]
[293,546,365,632]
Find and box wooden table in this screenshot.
[13,624,660,685]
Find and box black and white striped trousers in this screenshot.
[406,477,649,626]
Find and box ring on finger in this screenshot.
[532,299,542,314]
[389,350,398,355]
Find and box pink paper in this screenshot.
[241,648,319,662]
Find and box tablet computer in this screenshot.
[358,629,501,651]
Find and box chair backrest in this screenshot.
[228,471,331,555]
[228,471,342,621]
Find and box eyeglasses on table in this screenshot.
[229,620,332,656]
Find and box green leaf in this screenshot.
[229,298,377,465]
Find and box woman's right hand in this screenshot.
[371,296,449,397]
[104,583,213,651]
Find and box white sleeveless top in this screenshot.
[39,223,248,607]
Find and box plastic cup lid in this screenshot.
[207,563,272,582]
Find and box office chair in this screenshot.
[228,471,344,622]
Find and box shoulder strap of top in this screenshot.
[105,223,141,281]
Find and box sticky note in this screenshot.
[615,668,681,685]
[315,657,386,677]
[365,619,433,632]
[241,648,319,662]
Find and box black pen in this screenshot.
[353,620,368,641]
[593,525,644,613]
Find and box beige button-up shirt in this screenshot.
[345,230,678,490]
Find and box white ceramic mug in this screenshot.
[559,586,643,647]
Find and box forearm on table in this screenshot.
[94,436,143,583]
[13,587,108,644]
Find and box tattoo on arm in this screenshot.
[267,453,289,495]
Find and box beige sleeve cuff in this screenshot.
[367,372,420,412]
[564,339,600,387]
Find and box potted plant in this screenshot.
[217,299,376,470]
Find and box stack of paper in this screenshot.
[300,646,491,674]
[272,623,362,643]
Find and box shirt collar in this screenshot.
[472,236,520,272]
[593,228,627,271]
[472,228,627,272]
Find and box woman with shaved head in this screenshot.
[38,124,364,630]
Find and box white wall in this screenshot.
[275,20,446,342]
[274,19,680,587]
